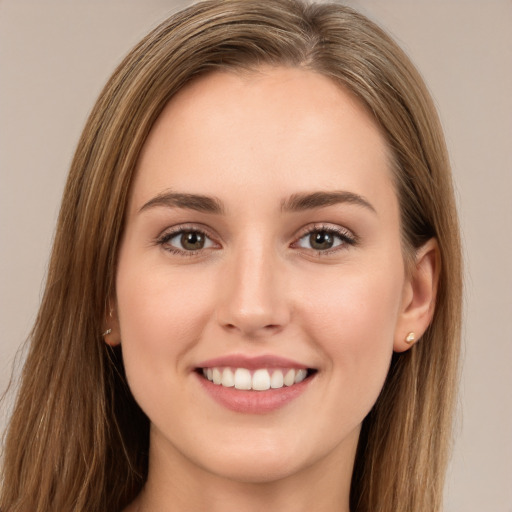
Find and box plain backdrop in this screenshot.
[1,1,511,510]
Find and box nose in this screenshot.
[215,242,291,339]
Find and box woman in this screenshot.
[0,0,462,511]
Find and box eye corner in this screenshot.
[154,224,221,257]
[291,223,358,255]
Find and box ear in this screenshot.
[394,238,440,353]
[102,300,121,347]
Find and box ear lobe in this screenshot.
[394,238,440,353]
[102,302,121,347]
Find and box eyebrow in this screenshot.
[281,191,376,214]
[139,191,225,214]
[139,189,376,215]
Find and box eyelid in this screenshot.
[291,223,358,253]
[154,222,357,257]
[155,223,221,255]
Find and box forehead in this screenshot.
[130,66,395,216]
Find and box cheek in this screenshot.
[115,260,212,399]
[299,266,403,415]
[300,263,403,340]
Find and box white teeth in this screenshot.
[270,370,284,389]
[221,368,235,387]
[234,368,252,390]
[212,368,222,385]
[252,369,271,391]
[295,369,307,384]
[284,369,296,386]
[202,367,310,391]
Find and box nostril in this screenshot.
[221,321,284,337]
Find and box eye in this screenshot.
[157,228,217,254]
[294,225,356,253]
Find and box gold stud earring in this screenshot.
[405,332,416,344]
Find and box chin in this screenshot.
[177,426,339,486]
[200,452,309,485]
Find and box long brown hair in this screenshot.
[1,1,462,510]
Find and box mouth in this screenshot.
[194,354,318,413]
[197,366,317,391]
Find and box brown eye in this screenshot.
[309,231,335,250]
[158,228,216,253]
[181,231,205,250]
[295,226,355,253]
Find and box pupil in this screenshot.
[181,231,204,250]
[310,231,333,250]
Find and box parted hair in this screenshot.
[0,1,462,511]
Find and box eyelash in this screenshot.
[155,223,357,257]
[155,225,218,257]
[293,224,357,255]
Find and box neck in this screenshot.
[127,425,358,512]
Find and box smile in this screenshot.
[195,355,317,413]
[201,367,310,390]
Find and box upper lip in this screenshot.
[196,354,312,370]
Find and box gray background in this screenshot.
[1,1,511,510]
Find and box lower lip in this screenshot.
[196,372,314,414]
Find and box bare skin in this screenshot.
[113,67,438,512]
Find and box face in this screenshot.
[114,67,411,484]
